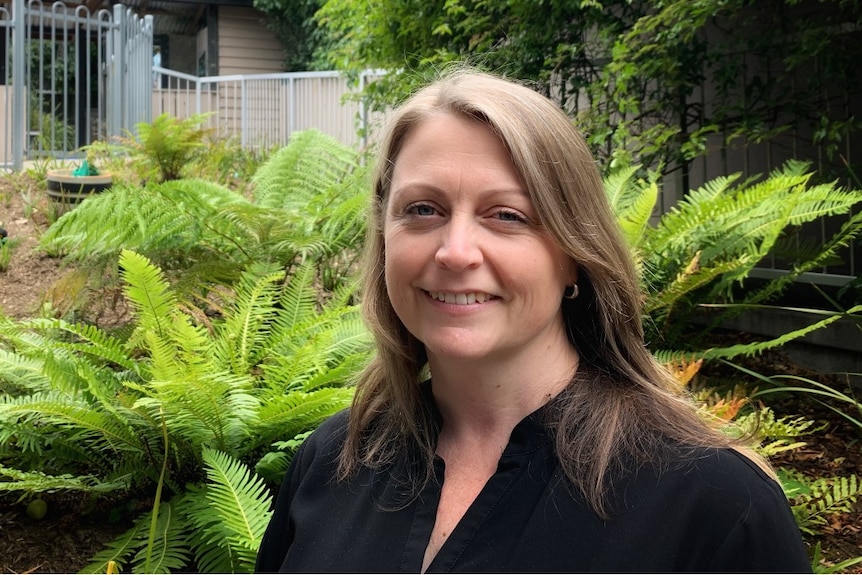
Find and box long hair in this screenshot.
[338,68,766,516]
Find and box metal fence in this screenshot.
[0,0,152,170]
[151,66,388,152]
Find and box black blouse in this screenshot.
[256,399,811,573]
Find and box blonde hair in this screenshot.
[339,68,765,515]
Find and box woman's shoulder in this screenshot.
[639,444,784,502]
[599,446,810,571]
[605,443,790,527]
[291,409,351,467]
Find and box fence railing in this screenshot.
[0,0,152,170]
[151,67,388,152]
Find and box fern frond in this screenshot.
[0,465,129,493]
[0,349,52,395]
[194,447,274,571]
[79,517,149,574]
[254,387,354,450]
[132,370,258,453]
[120,250,177,337]
[605,165,659,249]
[604,164,642,211]
[172,485,244,573]
[131,501,193,574]
[36,319,141,374]
[785,472,861,535]
[276,261,318,332]
[0,391,144,456]
[253,130,359,210]
[41,176,250,263]
[748,210,862,306]
[699,304,862,360]
[213,262,285,373]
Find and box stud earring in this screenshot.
[563,283,579,300]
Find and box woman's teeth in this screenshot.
[428,291,491,304]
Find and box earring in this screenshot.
[563,283,579,300]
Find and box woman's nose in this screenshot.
[434,218,483,271]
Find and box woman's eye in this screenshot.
[407,203,437,216]
[496,209,526,222]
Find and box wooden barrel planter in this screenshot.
[46,169,112,215]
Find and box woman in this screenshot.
[255,69,811,573]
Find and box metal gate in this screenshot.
[0,0,152,170]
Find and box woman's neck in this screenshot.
[427,346,579,441]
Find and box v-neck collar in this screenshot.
[404,380,556,572]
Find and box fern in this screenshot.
[196,448,273,570]
[252,129,359,210]
[604,165,658,250]
[607,160,862,358]
[0,349,52,395]
[253,387,355,451]
[214,262,286,374]
[79,518,149,574]
[0,465,128,493]
[780,470,862,536]
[133,501,193,573]
[120,250,178,339]
[696,304,862,360]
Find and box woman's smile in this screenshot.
[425,290,497,305]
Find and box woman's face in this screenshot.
[383,112,575,366]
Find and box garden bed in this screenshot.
[1,175,860,573]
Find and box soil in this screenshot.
[0,173,69,320]
[0,175,861,573]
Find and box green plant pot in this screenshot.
[46,169,112,215]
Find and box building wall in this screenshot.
[216,6,285,76]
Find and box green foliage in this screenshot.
[727,408,819,458]
[727,401,862,571]
[39,129,368,305]
[129,113,212,183]
[0,244,370,572]
[810,541,862,574]
[0,237,18,272]
[86,113,213,184]
[745,370,862,433]
[605,160,862,357]
[779,469,861,537]
[316,0,861,183]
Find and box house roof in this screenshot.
[96,0,255,35]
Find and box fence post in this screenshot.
[108,3,123,139]
[288,76,295,141]
[241,77,247,149]
[11,0,25,170]
[359,71,368,151]
[136,14,153,128]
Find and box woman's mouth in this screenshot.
[426,291,494,305]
